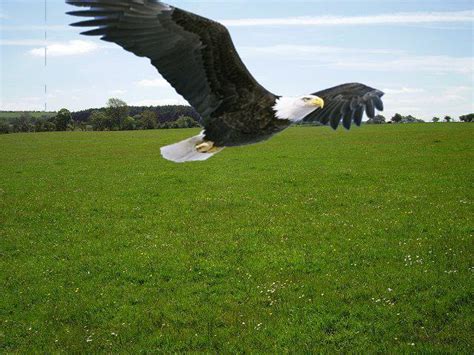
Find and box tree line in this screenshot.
[0,98,201,134]
[1,98,472,134]
[364,113,473,124]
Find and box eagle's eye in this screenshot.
[302,97,311,102]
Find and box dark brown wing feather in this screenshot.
[304,83,384,129]
[66,0,276,131]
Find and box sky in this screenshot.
[0,0,473,121]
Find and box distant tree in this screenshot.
[122,116,136,131]
[139,110,157,129]
[432,117,440,123]
[32,116,55,132]
[367,114,386,124]
[174,115,200,128]
[401,115,424,123]
[72,104,201,126]
[90,110,110,131]
[44,120,56,131]
[77,121,87,131]
[132,114,141,122]
[389,114,424,124]
[159,120,173,129]
[12,112,33,132]
[459,113,473,122]
[70,120,82,131]
[54,108,72,131]
[34,119,46,132]
[106,98,129,130]
[444,115,452,123]
[391,113,403,123]
[0,121,11,134]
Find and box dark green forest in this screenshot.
[0,98,200,134]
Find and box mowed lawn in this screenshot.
[0,124,472,352]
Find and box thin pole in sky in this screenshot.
[44,0,48,112]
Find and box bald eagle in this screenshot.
[67,0,385,163]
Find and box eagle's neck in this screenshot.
[273,96,317,122]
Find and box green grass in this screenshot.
[0,124,472,352]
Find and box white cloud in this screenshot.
[136,78,170,88]
[441,86,473,104]
[239,44,403,60]
[221,10,474,27]
[381,85,474,121]
[29,40,99,57]
[244,44,473,75]
[444,86,472,95]
[241,44,395,56]
[0,97,43,111]
[383,87,425,95]
[109,89,127,95]
[0,25,69,31]
[330,55,473,74]
[1,39,46,46]
[132,99,189,106]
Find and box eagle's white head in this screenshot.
[273,95,325,122]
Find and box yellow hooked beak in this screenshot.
[311,96,325,109]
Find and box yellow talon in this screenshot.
[196,141,218,153]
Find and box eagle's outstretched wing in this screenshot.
[66,0,274,122]
[303,83,384,129]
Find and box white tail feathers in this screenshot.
[160,131,224,163]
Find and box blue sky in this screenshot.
[1,0,473,120]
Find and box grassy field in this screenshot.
[0,124,472,352]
